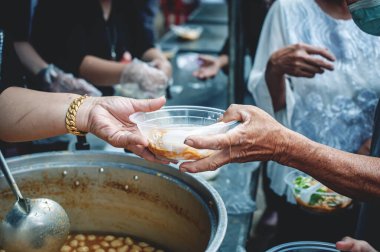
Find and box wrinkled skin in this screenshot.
[180,104,288,172]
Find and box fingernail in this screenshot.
[184,139,194,145]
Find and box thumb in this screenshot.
[130,96,166,113]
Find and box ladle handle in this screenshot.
[0,151,24,201]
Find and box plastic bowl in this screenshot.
[266,241,339,252]
[130,106,237,161]
[285,170,352,213]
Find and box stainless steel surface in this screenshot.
[0,151,70,252]
[0,151,227,252]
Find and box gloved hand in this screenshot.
[119,59,168,96]
[40,64,102,96]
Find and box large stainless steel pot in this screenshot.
[0,151,227,252]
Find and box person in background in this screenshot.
[0,0,103,157]
[193,0,275,79]
[179,103,380,250]
[1,0,102,96]
[31,0,171,97]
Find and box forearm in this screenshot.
[265,60,286,111]
[279,129,380,200]
[0,87,79,142]
[13,42,48,75]
[79,55,125,86]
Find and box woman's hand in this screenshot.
[336,236,377,252]
[179,104,290,172]
[267,43,335,78]
[193,55,227,80]
[77,96,169,164]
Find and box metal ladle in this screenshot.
[0,151,70,252]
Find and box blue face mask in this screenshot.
[349,0,380,36]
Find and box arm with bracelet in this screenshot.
[0,87,168,164]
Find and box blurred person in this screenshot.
[31,0,172,97]
[1,0,102,96]
[0,1,102,157]
[193,0,275,80]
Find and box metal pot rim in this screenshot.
[4,150,227,252]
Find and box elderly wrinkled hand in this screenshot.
[77,96,170,164]
[336,236,377,252]
[268,43,335,78]
[179,104,290,173]
[120,59,169,95]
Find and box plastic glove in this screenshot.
[41,64,102,96]
[120,59,168,94]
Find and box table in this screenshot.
[159,24,227,54]
[188,3,228,25]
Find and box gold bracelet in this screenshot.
[65,95,88,136]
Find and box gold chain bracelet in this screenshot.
[65,95,88,136]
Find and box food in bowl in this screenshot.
[130,106,237,161]
[285,171,352,213]
[170,25,203,40]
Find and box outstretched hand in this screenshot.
[77,96,169,164]
[180,104,290,172]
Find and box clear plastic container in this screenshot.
[130,106,237,161]
[285,170,352,214]
[266,241,339,252]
